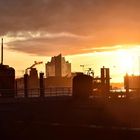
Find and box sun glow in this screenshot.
[116,50,134,74]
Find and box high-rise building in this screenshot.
[45,54,71,77]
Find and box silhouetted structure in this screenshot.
[45,77,72,88]
[124,73,129,94]
[73,73,93,100]
[124,74,140,98]
[28,68,39,89]
[0,38,15,97]
[25,61,43,74]
[92,67,111,99]
[0,65,15,97]
[22,70,46,98]
[23,68,39,97]
[40,72,45,97]
[24,74,28,97]
[46,54,71,77]
[101,67,110,97]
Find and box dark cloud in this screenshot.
[1,0,140,55]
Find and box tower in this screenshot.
[101,67,110,98]
[0,38,15,97]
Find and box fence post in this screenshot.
[24,74,28,98]
[40,72,45,97]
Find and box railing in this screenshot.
[0,89,15,97]
[15,87,72,98]
[0,88,138,99]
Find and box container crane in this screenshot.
[25,61,43,74]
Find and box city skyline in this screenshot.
[1,1,140,139]
[2,48,140,83]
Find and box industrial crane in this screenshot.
[80,64,94,76]
[25,61,43,74]
[86,68,94,77]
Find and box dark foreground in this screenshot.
[1,97,140,140]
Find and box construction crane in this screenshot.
[86,68,94,77]
[25,61,43,74]
[80,64,94,72]
[80,64,94,77]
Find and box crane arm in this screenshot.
[25,61,43,74]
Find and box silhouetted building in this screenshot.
[40,72,45,97]
[101,67,110,97]
[0,64,15,97]
[16,68,39,90]
[91,67,111,98]
[16,68,39,97]
[124,74,140,89]
[45,77,72,88]
[28,68,39,89]
[124,74,140,98]
[45,54,71,77]
[73,73,93,100]
[0,38,15,97]
[16,77,24,90]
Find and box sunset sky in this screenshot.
[1,0,140,83]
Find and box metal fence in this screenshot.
[16,87,72,98]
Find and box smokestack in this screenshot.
[1,38,3,65]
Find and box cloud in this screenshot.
[6,31,94,55]
[0,0,140,55]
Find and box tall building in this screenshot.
[45,54,71,77]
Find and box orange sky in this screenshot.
[3,43,140,83]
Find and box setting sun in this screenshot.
[116,50,134,74]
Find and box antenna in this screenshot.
[1,38,3,65]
